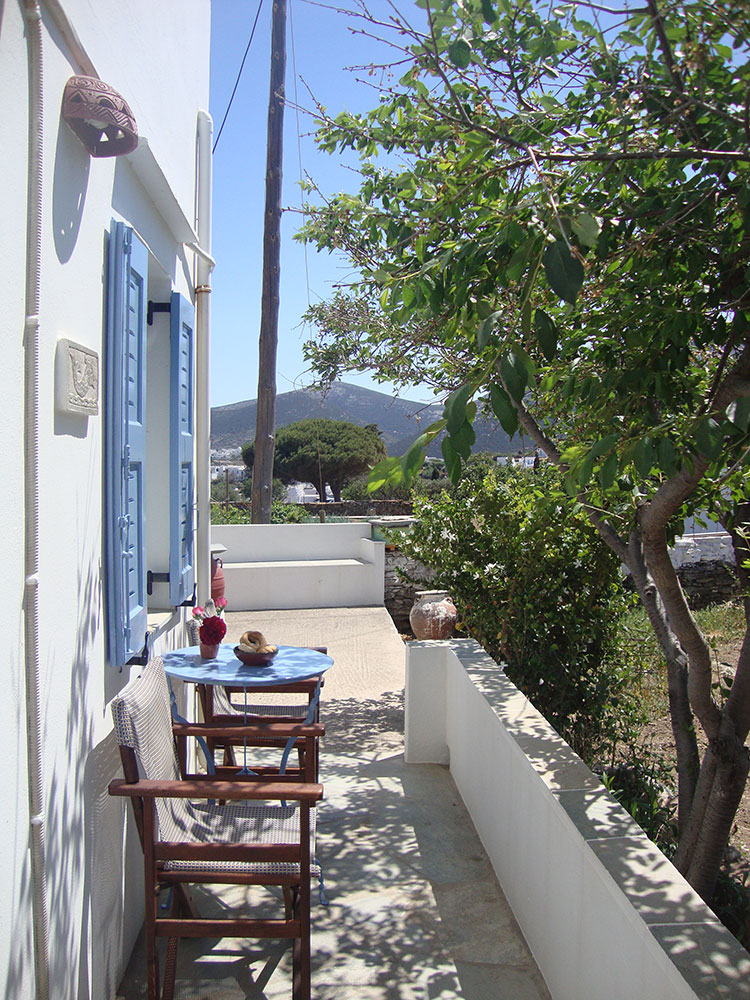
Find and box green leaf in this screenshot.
[579,433,619,487]
[506,237,534,283]
[401,433,430,481]
[477,311,502,351]
[444,384,474,435]
[571,212,601,248]
[451,418,476,459]
[656,437,678,476]
[534,309,558,361]
[696,418,724,461]
[599,453,619,490]
[448,39,471,69]
[441,436,462,483]
[544,240,584,305]
[633,437,656,478]
[499,352,528,404]
[367,457,402,493]
[489,384,519,436]
[596,229,611,260]
[727,398,750,433]
[480,0,496,21]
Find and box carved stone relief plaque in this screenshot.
[55,339,99,415]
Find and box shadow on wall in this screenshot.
[53,109,89,264]
[3,500,136,999]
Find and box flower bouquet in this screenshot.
[193,597,227,658]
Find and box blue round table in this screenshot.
[161,644,332,777]
[161,643,333,690]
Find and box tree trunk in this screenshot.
[679,726,750,900]
[624,533,701,830]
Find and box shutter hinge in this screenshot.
[127,632,150,667]
[147,570,170,596]
[147,574,196,608]
[147,300,172,326]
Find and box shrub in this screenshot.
[399,464,641,761]
[210,502,307,524]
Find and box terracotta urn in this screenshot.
[199,642,220,660]
[409,590,457,640]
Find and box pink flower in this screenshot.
[192,606,206,619]
[215,597,228,611]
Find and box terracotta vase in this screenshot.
[199,641,220,659]
[409,590,457,640]
[211,553,225,602]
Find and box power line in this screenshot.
[213,0,265,154]
[289,0,312,312]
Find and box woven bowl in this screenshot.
[234,646,277,667]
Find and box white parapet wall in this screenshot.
[671,532,734,568]
[211,523,385,610]
[405,639,750,1000]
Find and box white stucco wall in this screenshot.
[405,641,750,1000]
[0,2,209,997]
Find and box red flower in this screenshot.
[199,615,226,644]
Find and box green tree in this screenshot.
[242,419,387,502]
[302,0,750,899]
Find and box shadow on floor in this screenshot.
[116,689,549,1000]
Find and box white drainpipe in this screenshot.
[22,2,50,998]
[195,110,214,602]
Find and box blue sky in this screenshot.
[209,0,436,408]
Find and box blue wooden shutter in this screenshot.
[105,221,149,666]
[169,291,195,606]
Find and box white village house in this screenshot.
[1,2,211,996]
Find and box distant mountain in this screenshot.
[211,382,517,458]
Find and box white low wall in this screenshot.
[671,532,734,568]
[405,640,750,1000]
[211,523,385,610]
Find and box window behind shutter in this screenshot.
[169,291,195,606]
[105,221,149,666]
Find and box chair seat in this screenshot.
[163,800,319,878]
[234,702,308,718]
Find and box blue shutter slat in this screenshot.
[105,221,148,667]
[169,291,195,606]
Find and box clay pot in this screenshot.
[409,590,457,640]
[211,553,225,602]
[199,642,220,660]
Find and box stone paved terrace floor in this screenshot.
[116,607,551,1000]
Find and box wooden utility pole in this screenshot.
[251,0,287,522]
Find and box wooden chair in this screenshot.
[186,620,325,775]
[109,655,323,1000]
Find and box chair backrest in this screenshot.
[111,656,190,839]
[186,617,200,646]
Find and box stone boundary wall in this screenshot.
[299,500,414,518]
[384,549,435,632]
[672,533,738,609]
